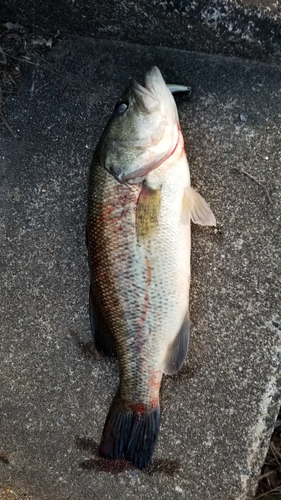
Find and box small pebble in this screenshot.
[239,113,247,122]
[175,485,184,493]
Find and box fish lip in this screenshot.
[131,79,155,98]
[130,79,158,114]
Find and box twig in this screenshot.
[35,81,50,93]
[233,167,275,206]
[0,107,19,138]
[58,83,68,100]
[255,485,281,499]
[2,50,80,83]
[269,442,281,466]
[258,465,281,480]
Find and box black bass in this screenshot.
[87,66,215,469]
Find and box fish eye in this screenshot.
[115,101,128,115]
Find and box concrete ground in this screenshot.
[1,0,281,63]
[0,37,280,500]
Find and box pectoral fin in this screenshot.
[136,182,162,240]
[182,187,216,226]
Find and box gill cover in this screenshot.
[98,66,180,183]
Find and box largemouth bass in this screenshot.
[87,66,215,469]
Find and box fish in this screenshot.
[87,66,216,470]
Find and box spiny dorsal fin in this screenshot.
[136,182,161,240]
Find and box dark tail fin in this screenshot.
[99,393,160,469]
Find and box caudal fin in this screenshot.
[99,393,160,469]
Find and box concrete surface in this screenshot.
[0,37,281,500]
[0,0,281,64]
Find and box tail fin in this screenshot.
[99,393,160,469]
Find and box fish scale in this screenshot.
[88,156,177,406]
[87,66,215,469]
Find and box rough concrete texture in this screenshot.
[0,38,281,500]
[1,0,281,64]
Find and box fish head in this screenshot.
[98,66,180,184]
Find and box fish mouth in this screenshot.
[131,79,154,98]
[130,79,159,114]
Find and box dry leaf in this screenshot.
[31,37,47,46]
[0,45,7,64]
[46,37,53,48]
[4,22,24,30]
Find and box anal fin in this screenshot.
[89,285,116,357]
[163,312,190,375]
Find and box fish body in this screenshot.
[87,67,215,469]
